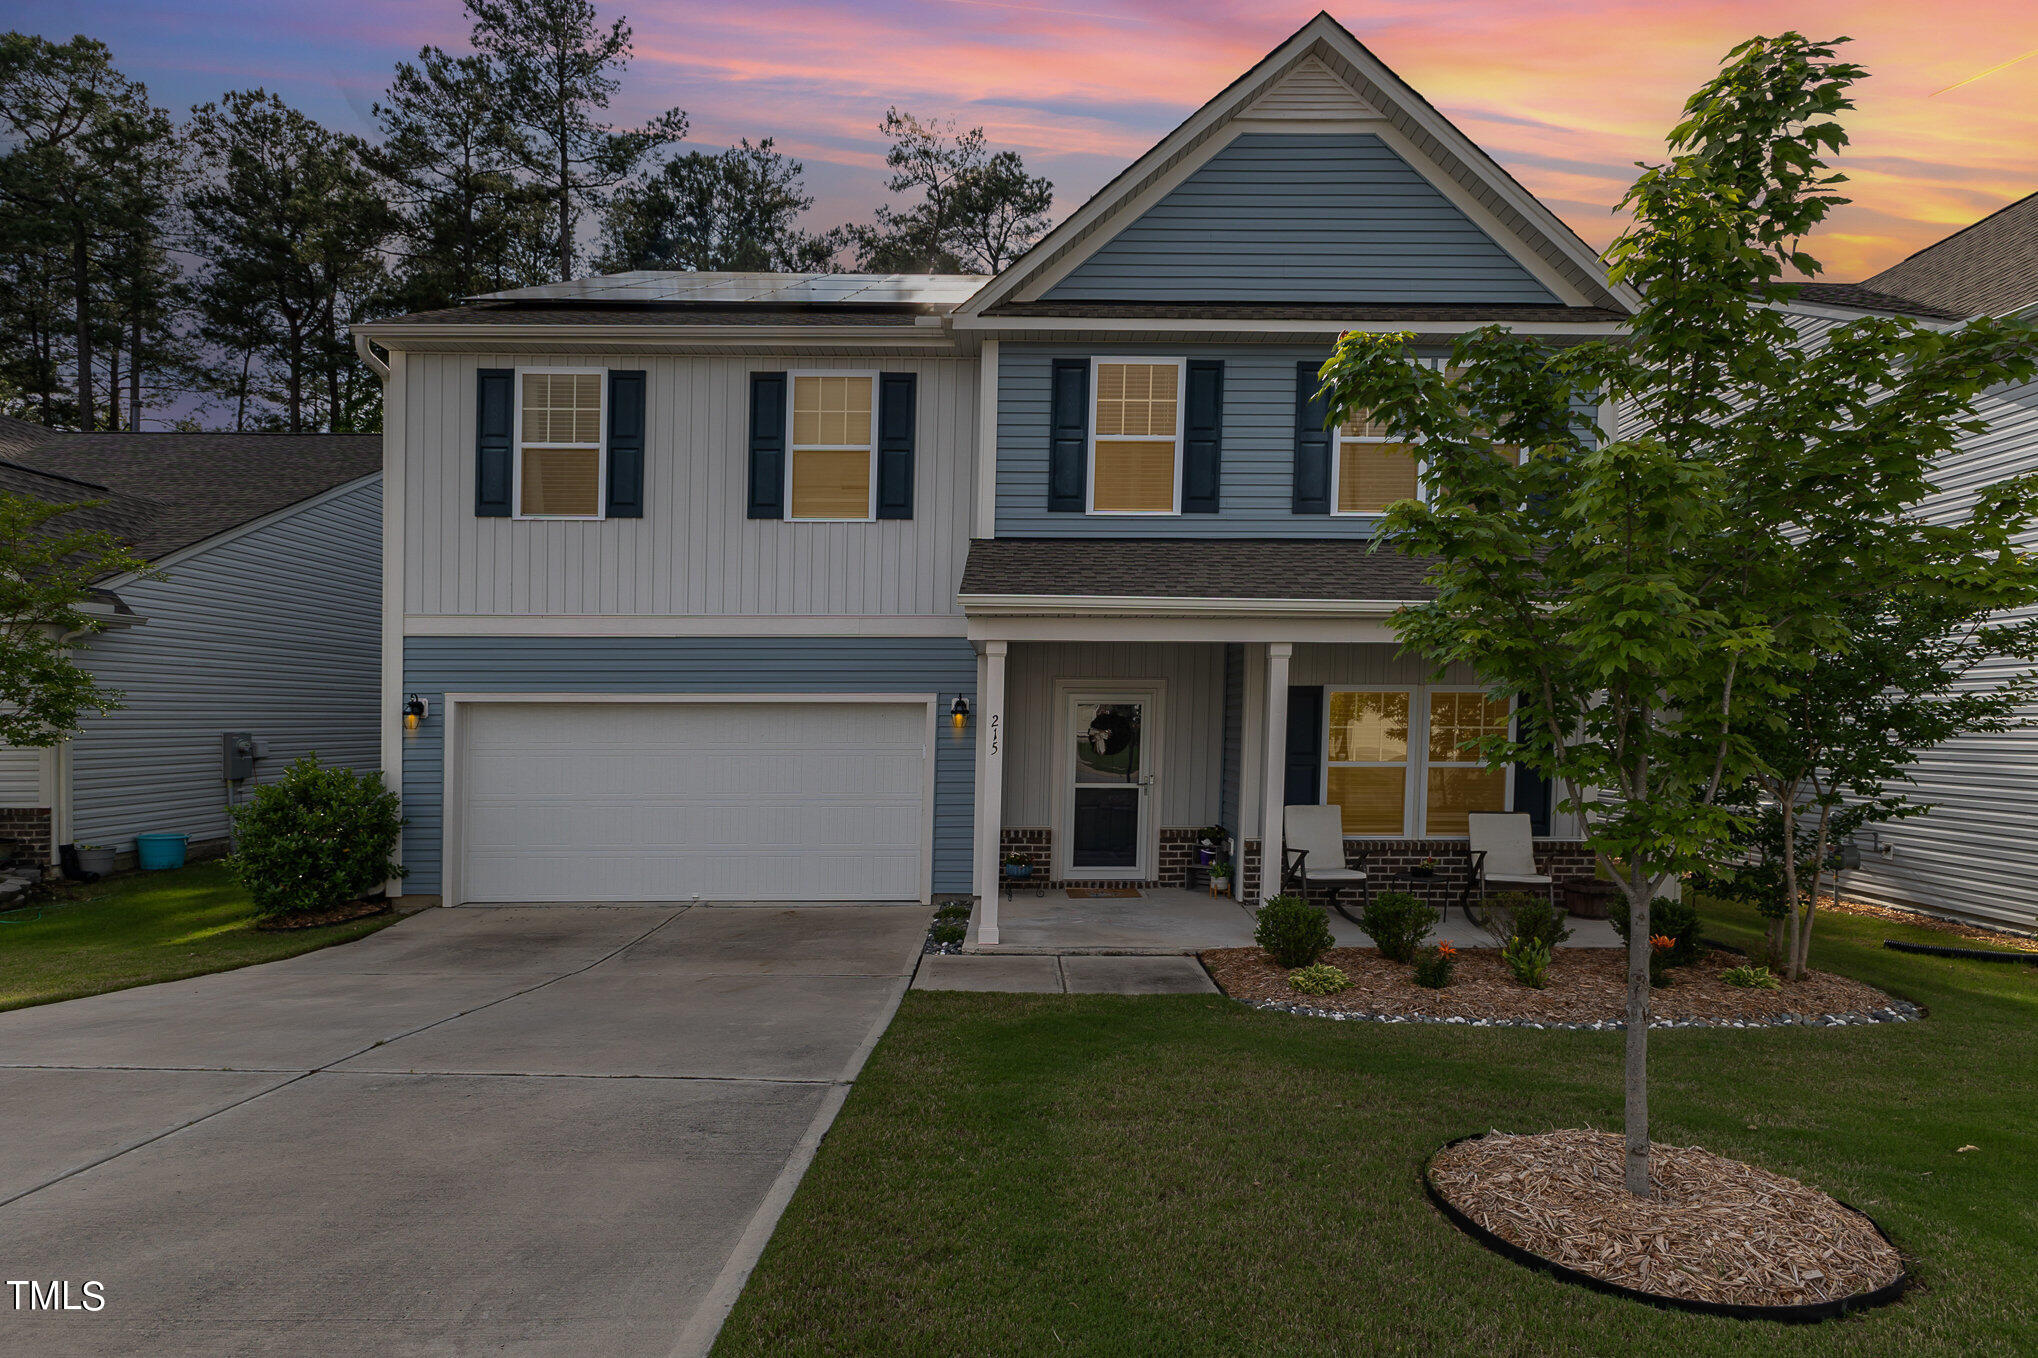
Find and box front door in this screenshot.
[1063,691,1156,879]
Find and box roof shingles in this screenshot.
[959,537,1438,604]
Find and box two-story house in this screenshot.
[356,12,1636,944]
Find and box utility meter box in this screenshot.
[222,731,258,781]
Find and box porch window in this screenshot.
[1323,689,1411,835]
[1090,359,1182,513]
[1425,690,1513,835]
[789,373,876,520]
[517,370,605,517]
[1331,406,1418,514]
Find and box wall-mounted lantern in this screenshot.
[949,695,970,730]
[404,693,430,731]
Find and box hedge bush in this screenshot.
[229,755,404,920]
[1361,890,1437,963]
[1255,894,1333,968]
[1482,891,1574,951]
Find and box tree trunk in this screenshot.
[1778,793,1802,981]
[72,227,93,432]
[1623,863,1653,1197]
[558,140,572,281]
[1792,803,1834,980]
[129,314,142,430]
[106,344,121,431]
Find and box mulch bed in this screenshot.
[1203,946,1898,1026]
[255,899,391,931]
[1823,896,2038,952]
[1428,1129,1904,1310]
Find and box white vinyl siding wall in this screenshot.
[400,352,976,618]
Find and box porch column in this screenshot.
[1236,645,1265,902]
[1258,643,1292,903]
[972,640,1008,945]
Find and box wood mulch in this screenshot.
[1202,946,1894,1024]
[255,899,391,931]
[1428,1129,1903,1308]
[1822,896,2038,953]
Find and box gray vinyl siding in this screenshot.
[400,636,978,896]
[67,478,382,851]
[1044,133,1556,304]
[400,351,976,619]
[999,642,1226,828]
[1220,643,1244,835]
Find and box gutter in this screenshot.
[950,315,1628,338]
[352,320,962,350]
[957,592,1421,616]
[353,331,391,381]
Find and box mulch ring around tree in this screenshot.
[1202,946,1907,1027]
[255,898,391,931]
[1426,1130,1906,1317]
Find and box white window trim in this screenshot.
[1321,685,1516,839]
[1085,355,1185,516]
[786,369,880,523]
[512,365,608,521]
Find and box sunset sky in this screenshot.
[21,0,2038,279]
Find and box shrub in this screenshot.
[1362,890,1437,963]
[1287,962,1349,995]
[1611,893,1701,965]
[1482,892,1573,951]
[1500,936,1552,989]
[1722,963,1783,990]
[930,920,966,945]
[1411,941,1456,989]
[1255,894,1333,968]
[229,755,404,919]
[934,902,972,922]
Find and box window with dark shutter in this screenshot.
[1293,360,1331,515]
[747,371,787,519]
[1182,360,1223,514]
[876,371,915,519]
[475,368,513,517]
[1047,358,1088,512]
[605,369,646,518]
[1284,685,1324,807]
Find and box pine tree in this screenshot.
[596,138,844,273]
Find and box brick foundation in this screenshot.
[0,807,53,866]
[1274,838,1598,913]
[998,826,1212,890]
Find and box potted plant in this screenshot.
[1209,854,1233,887]
[73,842,115,877]
[1196,825,1229,865]
[1409,854,1442,879]
[1003,853,1034,880]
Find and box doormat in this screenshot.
[1064,887,1141,898]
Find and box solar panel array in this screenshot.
[471,272,990,307]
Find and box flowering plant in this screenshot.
[1412,940,1457,988]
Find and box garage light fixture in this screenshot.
[404,693,429,731]
[949,695,970,729]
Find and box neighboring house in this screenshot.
[356,13,1636,940]
[0,414,382,869]
[1788,191,2038,934]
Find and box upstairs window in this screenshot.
[518,370,605,518]
[1332,406,1418,515]
[789,373,876,520]
[1090,359,1182,513]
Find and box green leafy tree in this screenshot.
[466,0,687,281]
[595,138,845,273]
[852,107,1053,274]
[1316,33,2038,1196]
[0,490,149,746]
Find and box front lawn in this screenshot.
[715,899,2037,1356]
[0,861,398,1011]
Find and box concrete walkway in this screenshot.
[913,952,1216,994]
[0,902,927,1357]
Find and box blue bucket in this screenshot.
[134,833,188,871]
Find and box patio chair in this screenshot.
[1281,805,1371,924]
[1463,811,1555,923]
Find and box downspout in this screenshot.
[353,331,391,382]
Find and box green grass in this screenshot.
[716,899,2038,1356]
[0,861,398,1011]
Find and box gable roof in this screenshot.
[1788,281,1971,322]
[5,429,380,563]
[1864,190,2038,318]
[0,413,61,459]
[959,11,1632,319]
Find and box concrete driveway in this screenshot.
[0,902,927,1357]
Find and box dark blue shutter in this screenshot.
[475,368,513,517]
[1293,361,1331,515]
[747,371,786,519]
[605,369,646,518]
[1515,764,1552,837]
[1284,685,1324,807]
[1048,358,1088,512]
[1183,360,1223,514]
[876,371,915,519]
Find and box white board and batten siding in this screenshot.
[67,478,382,851]
[399,351,977,622]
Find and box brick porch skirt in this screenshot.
[0,807,53,866]
[999,826,1213,890]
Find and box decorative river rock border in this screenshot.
[1235,996,1923,1030]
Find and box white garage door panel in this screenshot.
[459,701,927,903]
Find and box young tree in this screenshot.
[465,0,687,281]
[852,107,1053,273]
[0,491,149,748]
[1317,34,2038,1196]
[595,138,844,273]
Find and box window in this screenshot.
[517,370,604,518]
[1425,690,1513,835]
[1090,359,1182,513]
[1324,689,1412,836]
[1331,406,1419,515]
[789,373,875,520]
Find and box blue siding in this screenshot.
[1045,133,1555,304]
[70,478,382,850]
[1219,642,1243,836]
[400,636,978,896]
[996,343,1597,537]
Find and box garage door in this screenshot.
[457,701,928,903]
